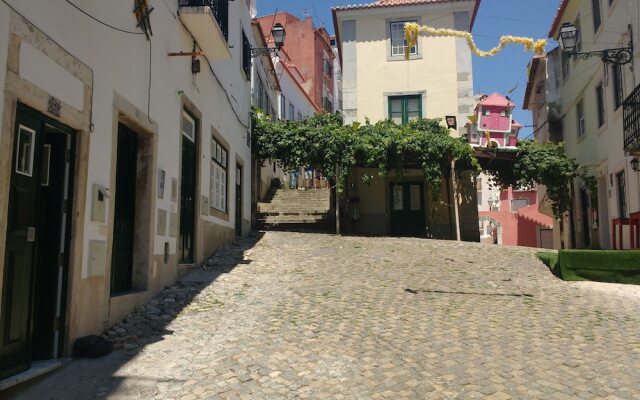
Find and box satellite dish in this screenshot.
[492,199,501,209]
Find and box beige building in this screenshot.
[0,0,254,382]
[538,0,640,249]
[332,0,480,239]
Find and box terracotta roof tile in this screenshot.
[548,0,569,38]
[333,0,481,30]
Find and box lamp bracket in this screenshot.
[571,46,633,65]
[251,47,279,58]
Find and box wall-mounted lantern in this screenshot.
[251,23,286,57]
[558,22,633,65]
[631,156,640,172]
[445,115,457,130]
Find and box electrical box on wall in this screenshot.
[88,240,106,277]
[91,184,109,223]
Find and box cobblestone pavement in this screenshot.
[7,232,640,399]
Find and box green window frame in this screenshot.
[388,95,422,124]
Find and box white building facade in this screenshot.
[0,0,254,379]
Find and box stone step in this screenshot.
[257,215,330,224]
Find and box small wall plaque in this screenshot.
[47,95,61,117]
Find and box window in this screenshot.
[592,0,601,32]
[388,95,421,124]
[280,95,286,119]
[210,137,228,212]
[182,111,196,142]
[612,64,623,110]
[596,83,605,127]
[289,103,295,120]
[255,76,264,110]
[576,99,585,137]
[15,124,35,176]
[511,198,529,212]
[616,170,627,218]
[242,29,250,79]
[390,21,417,57]
[482,108,490,116]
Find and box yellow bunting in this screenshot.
[404,22,547,59]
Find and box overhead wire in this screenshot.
[63,0,145,35]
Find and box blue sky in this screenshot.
[258,0,561,139]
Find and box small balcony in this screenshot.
[178,0,231,61]
[623,83,640,151]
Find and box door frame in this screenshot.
[0,104,76,377]
[0,15,93,360]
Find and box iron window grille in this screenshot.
[623,83,640,149]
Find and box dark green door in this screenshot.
[390,182,425,236]
[235,165,242,236]
[111,124,137,294]
[179,134,196,264]
[0,110,43,379]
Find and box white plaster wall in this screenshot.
[276,59,317,119]
[0,0,253,267]
[0,3,9,123]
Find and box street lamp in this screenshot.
[557,22,633,65]
[631,156,640,172]
[251,23,286,57]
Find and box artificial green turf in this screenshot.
[537,250,640,284]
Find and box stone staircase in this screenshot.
[256,188,334,233]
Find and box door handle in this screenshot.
[27,226,36,242]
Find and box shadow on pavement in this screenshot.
[3,233,264,400]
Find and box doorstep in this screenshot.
[0,359,68,391]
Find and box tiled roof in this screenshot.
[548,0,569,38]
[478,92,515,107]
[333,0,481,30]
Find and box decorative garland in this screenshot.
[404,22,547,59]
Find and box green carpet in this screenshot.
[537,250,640,284]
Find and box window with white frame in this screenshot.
[576,99,585,137]
[210,137,228,212]
[390,21,417,57]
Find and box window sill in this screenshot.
[387,54,422,62]
[210,207,230,221]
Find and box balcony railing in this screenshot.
[179,0,228,41]
[623,83,640,149]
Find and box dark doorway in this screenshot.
[179,111,196,264]
[1,106,74,379]
[235,164,242,236]
[390,182,425,236]
[111,124,138,294]
[580,188,591,248]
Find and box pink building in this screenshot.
[256,12,335,112]
[471,93,554,248]
[468,93,521,148]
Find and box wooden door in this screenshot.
[111,124,137,294]
[179,135,196,264]
[390,182,425,236]
[0,110,43,379]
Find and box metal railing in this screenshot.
[623,83,640,149]
[179,0,229,41]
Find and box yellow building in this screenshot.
[332,0,481,239]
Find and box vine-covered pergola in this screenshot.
[252,111,593,244]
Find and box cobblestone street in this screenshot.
[7,232,640,399]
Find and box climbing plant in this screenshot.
[483,140,597,222]
[252,110,477,195]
